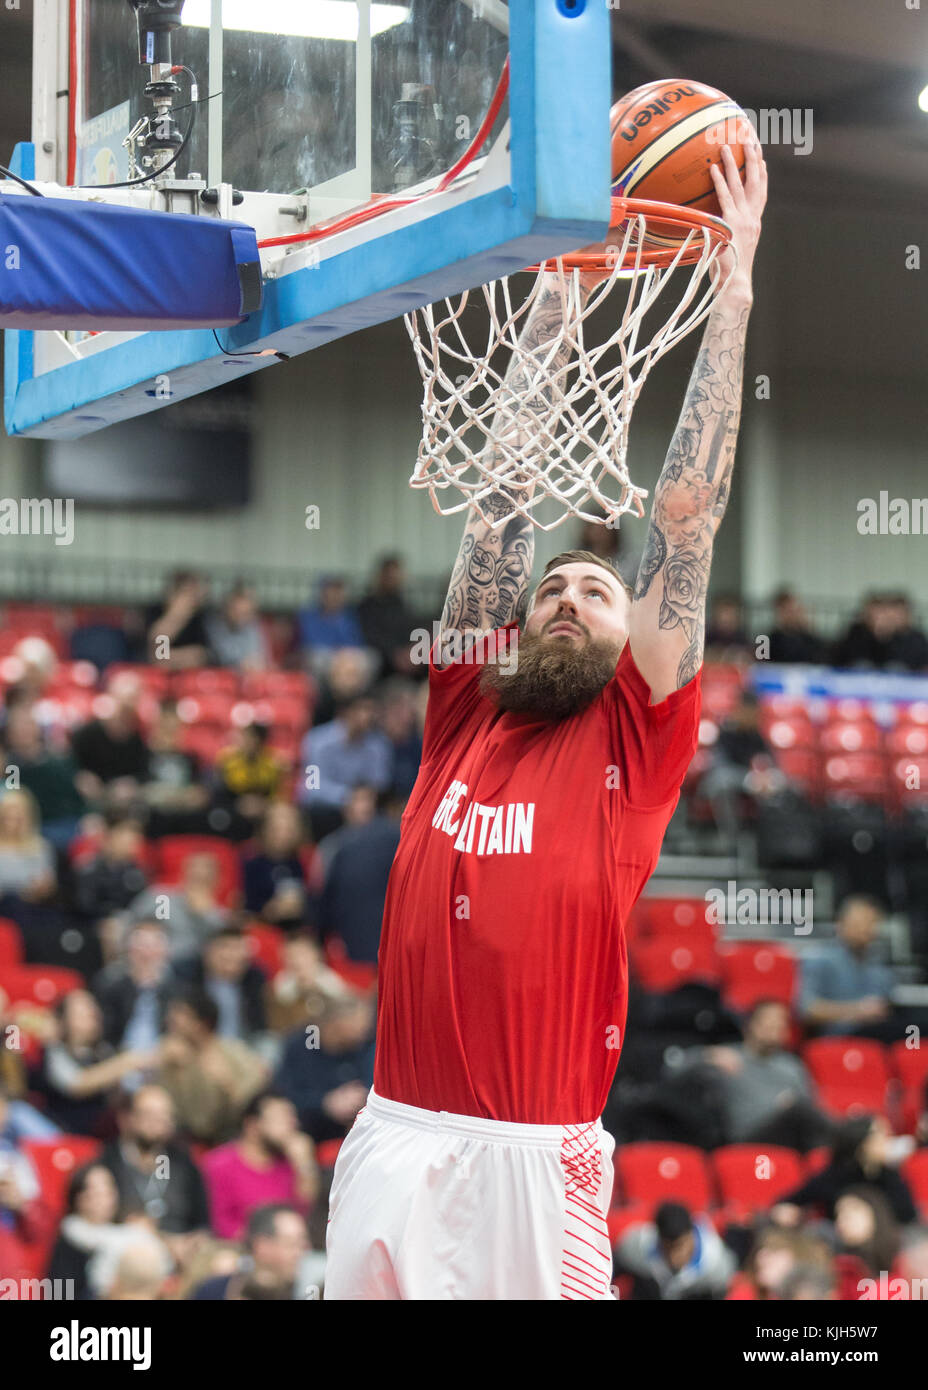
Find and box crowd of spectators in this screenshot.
[0,557,927,1300]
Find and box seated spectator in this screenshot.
[190,1203,308,1300]
[0,1034,60,1140]
[356,556,420,679]
[615,1201,736,1300]
[774,1114,918,1228]
[1,705,87,849]
[243,802,319,930]
[202,1091,318,1243]
[704,595,753,662]
[35,989,160,1136]
[318,789,403,966]
[99,1085,210,1252]
[834,1185,901,1280]
[73,814,149,934]
[0,788,57,905]
[672,1000,833,1153]
[264,936,353,1035]
[94,919,178,1051]
[0,1078,54,1283]
[173,926,267,1042]
[98,1232,172,1301]
[274,997,374,1143]
[377,678,424,800]
[48,1161,156,1301]
[145,570,210,670]
[315,783,378,875]
[214,722,283,827]
[299,696,392,841]
[124,853,230,961]
[298,577,366,674]
[832,593,928,673]
[767,589,829,665]
[726,1224,827,1301]
[309,645,376,728]
[206,584,269,672]
[143,703,209,830]
[157,992,268,1146]
[693,692,784,843]
[798,894,898,1040]
[71,676,150,810]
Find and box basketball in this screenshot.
[611,79,751,220]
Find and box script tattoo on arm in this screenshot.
[632,299,751,689]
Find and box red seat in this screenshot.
[641,897,713,939]
[803,1038,890,1091]
[50,659,98,689]
[890,1043,928,1133]
[825,700,878,726]
[173,668,241,697]
[1,964,84,1008]
[719,943,797,1012]
[614,1143,713,1213]
[156,836,243,907]
[607,1204,652,1248]
[241,671,314,704]
[821,752,888,802]
[901,1149,928,1218]
[315,1138,344,1169]
[774,748,821,798]
[712,1144,802,1216]
[21,1137,102,1217]
[815,1082,890,1121]
[245,922,286,980]
[103,663,171,697]
[802,1038,890,1118]
[179,726,228,765]
[0,917,25,968]
[630,936,720,992]
[764,716,816,752]
[886,723,928,758]
[175,692,238,727]
[802,1146,831,1178]
[323,938,377,993]
[819,722,882,754]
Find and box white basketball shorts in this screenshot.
[324,1088,616,1300]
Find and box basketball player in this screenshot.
[325,141,768,1300]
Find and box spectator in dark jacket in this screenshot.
[356,556,420,679]
[274,998,374,1142]
[73,815,149,923]
[71,677,150,807]
[318,794,402,964]
[774,1115,918,1227]
[35,990,160,1137]
[243,802,318,930]
[767,590,829,665]
[173,927,267,1042]
[93,920,178,1051]
[833,593,928,673]
[99,1085,209,1248]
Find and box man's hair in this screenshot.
[531,549,632,613]
[174,989,219,1032]
[245,1202,304,1249]
[242,1090,290,1125]
[654,1201,693,1243]
[836,893,886,921]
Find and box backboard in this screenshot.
[6,0,612,439]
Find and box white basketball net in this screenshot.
[405,211,734,531]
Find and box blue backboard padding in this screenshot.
[0,192,261,331]
[4,0,612,439]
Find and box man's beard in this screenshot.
[479,626,623,721]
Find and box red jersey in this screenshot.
[374,622,701,1124]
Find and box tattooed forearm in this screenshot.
[440,280,587,644]
[632,297,751,688]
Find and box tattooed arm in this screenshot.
[436,275,592,666]
[629,140,768,703]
